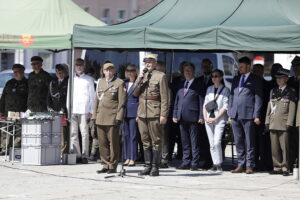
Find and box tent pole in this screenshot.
[298,82,300,180]
[68,47,75,154]
[170,50,174,83]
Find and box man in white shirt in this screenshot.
[67,58,95,164]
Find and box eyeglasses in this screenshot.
[126,69,136,72]
[31,62,40,66]
[211,75,220,78]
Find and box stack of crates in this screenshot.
[21,116,62,165]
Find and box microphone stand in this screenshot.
[105,79,144,179]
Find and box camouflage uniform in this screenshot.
[0,77,28,151]
[27,69,52,112]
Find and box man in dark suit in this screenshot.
[173,62,204,170]
[252,64,273,171]
[228,57,263,174]
[197,58,214,169]
[287,56,300,171]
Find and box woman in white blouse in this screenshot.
[203,69,230,173]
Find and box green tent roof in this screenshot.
[0,0,105,50]
[73,0,300,52]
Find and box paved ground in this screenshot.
[0,155,300,200]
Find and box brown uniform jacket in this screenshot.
[133,70,169,118]
[265,86,297,131]
[92,77,126,126]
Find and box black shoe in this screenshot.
[176,164,190,170]
[149,167,159,176]
[269,170,283,175]
[208,166,217,172]
[96,168,108,174]
[88,155,97,162]
[190,166,198,171]
[160,163,169,168]
[107,169,117,174]
[76,157,82,164]
[138,167,152,176]
[81,158,88,164]
[282,171,289,176]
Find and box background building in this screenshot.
[0,0,160,71]
[73,0,160,24]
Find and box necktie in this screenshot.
[184,81,189,95]
[240,75,245,88]
[279,88,282,94]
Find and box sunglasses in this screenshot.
[211,75,220,78]
[126,69,136,72]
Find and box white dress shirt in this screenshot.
[67,74,95,114]
[239,72,251,91]
[184,78,195,89]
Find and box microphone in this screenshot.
[136,68,149,85]
[142,67,148,74]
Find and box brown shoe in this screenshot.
[231,167,244,173]
[246,167,254,174]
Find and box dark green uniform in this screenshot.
[27,69,52,112]
[0,78,28,115]
[92,76,126,170]
[0,77,28,151]
[133,70,169,175]
[265,86,297,173]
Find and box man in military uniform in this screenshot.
[47,64,69,155]
[93,62,126,174]
[133,54,169,176]
[27,56,52,112]
[265,68,297,176]
[0,64,28,155]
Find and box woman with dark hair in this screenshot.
[203,69,230,173]
[123,64,139,166]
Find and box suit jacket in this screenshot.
[265,86,297,130]
[287,76,299,98]
[92,76,126,126]
[228,73,263,120]
[125,81,139,118]
[47,77,68,112]
[173,78,204,123]
[198,75,213,92]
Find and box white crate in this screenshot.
[22,145,61,165]
[22,134,61,146]
[22,135,51,146]
[22,116,62,136]
[22,121,52,135]
[9,148,21,162]
[52,116,62,134]
[51,134,61,146]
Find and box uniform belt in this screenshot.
[140,95,160,100]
